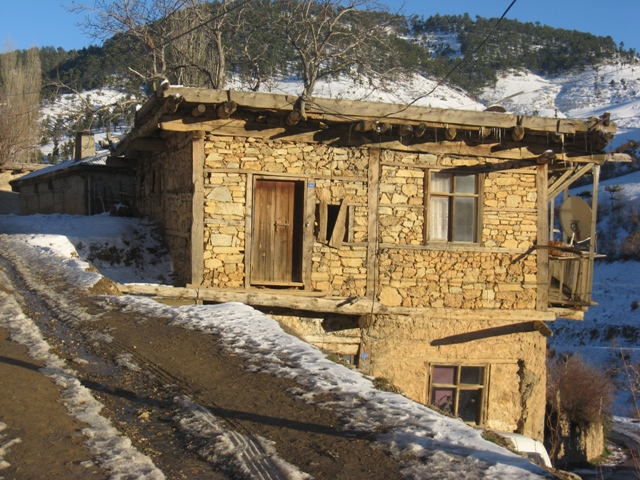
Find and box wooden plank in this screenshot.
[161,87,614,135]
[328,196,350,248]
[303,178,315,290]
[547,163,593,200]
[244,172,253,289]
[367,149,380,299]
[536,162,549,311]
[117,282,558,320]
[378,243,530,255]
[191,132,205,286]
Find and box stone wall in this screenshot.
[18,175,86,215]
[162,132,549,439]
[137,132,194,282]
[202,136,371,292]
[200,136,539,304]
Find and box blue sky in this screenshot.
[1,0,639,53]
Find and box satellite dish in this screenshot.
[559,196,593,244]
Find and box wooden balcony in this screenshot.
[547,246,599,307]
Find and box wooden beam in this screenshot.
[303,177,315,290]
[547,163,593,200]
[536,162,549,311]
[244,173,253,289]
[216,100,237,119]
[116,282,558,320]
[367,149,380,299]
[191,104,207,117]
[328,196,350,248]
[158,117,605,162]
[191,132,205,286]
[160,87,616,135]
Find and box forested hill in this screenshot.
[409,14,635,92]
[37,8,636,98]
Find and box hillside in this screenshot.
[29,6,640,163]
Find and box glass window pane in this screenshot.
[455,174,477,194]
[431,172,452,193]
[433,366,456,384]
[453,197,476,242]
[430,197,449,240]
[460,366,484,385]
[458,389,481,423]
[432,388,455,414]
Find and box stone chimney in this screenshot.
[75,131,96,161]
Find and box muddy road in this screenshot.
[0,244,402,479]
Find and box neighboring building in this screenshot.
[10,132,135,215]
[0,163,47,214]
[115,87,618,441]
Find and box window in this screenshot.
[430,365,485,424]
[315,199,352,247]
[426,171,480,243]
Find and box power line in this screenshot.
[384,0,519,117]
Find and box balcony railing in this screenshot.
[547,245,597,307]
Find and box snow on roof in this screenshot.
[12,150,111,183]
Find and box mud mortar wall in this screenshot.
[362,313,547,440]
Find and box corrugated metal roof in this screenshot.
[15,150,111,182]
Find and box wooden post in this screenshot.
[303,176,316,290]
[536,161,549,311]
[367,149,380,299]
[191,131,205,286]
[588,164,600,301]
[244,173,254,288]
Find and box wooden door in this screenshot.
[251,179,303,285]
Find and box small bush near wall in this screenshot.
[545,354,613,467]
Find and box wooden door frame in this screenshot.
[245,174,313,289]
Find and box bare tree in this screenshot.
[70,0,251,90]
[0,44,42,165]
[69,0,198,83]
[275,0,403,117]
[168,0,247,89]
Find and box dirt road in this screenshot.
[0,247,403,479]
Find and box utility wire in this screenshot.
[383,0,519,117]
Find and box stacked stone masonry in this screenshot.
[200,136,540,309]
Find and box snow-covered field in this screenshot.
[0,213,551,479]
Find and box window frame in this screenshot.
[315,198,354,247]
[428,363,488,425]
[424,170,483,244]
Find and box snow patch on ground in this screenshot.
[0,213,551,479]
[0,423,22,472]
[0,267,165,479]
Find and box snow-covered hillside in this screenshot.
[43,60,640,163]
[479,63,640,150]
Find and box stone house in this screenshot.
[10,132,135,215]
[115,86,618,441]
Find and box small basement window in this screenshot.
[430,364,486,425]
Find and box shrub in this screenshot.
[547,354,613,425]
